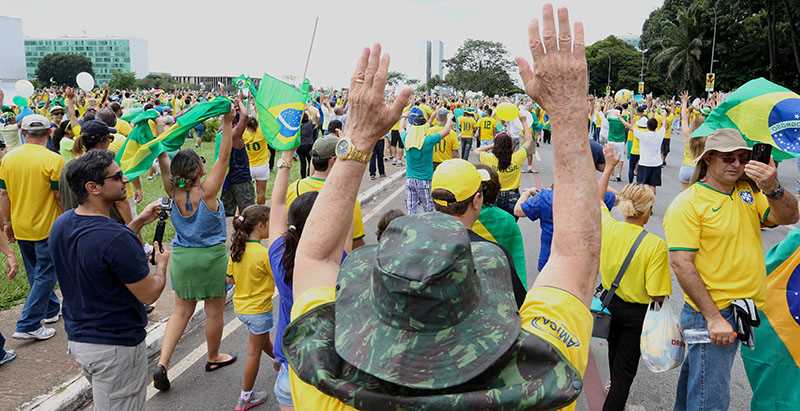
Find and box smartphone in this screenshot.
[752,143,772,164]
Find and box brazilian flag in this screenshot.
[471,206,527,286]
[116,98,231,179]
[741,229,800,410]
[253,74,309,150]
[693,77,800,160]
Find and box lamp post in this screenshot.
[709,0,719,96]
[607,54,612,95]
[640,48,649,83]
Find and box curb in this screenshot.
[21,170,405,411]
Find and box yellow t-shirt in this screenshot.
[458,116,477,139]
[0,144,64,241]
[430,126,459,164]
[627,115,641,155]
[289,286,591,411]
[600,206,671,304]
[227,241,275,315]
[115,118,133,137]
[477,117,497,141]
[479,149,527,191]
[107,134,126,154]
[242,128,270,167]
[682,133,695,167]
[665,113,678,139]
[287,177,365,240]
[663,181,770,309]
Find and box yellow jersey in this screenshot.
[243,128,270,167]
[430,126,459,164]
[477,117,496,141]
[115,118,133,137]
[663,181,770,309]
[458,116,477,139]
[600,206,671,304]
[286,177,365,241]
[289,285,590,411]
[479,149,527,191]
[0,144,64,241]
[227,241,275,315]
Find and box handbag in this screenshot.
[591,229,648,339]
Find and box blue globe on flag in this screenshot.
[769,98,800,153]
[789,264,800,326]
[277,108,303,137]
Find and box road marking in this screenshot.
[146,317,243,400]
[363,185,406,223]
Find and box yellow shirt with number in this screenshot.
[458,116,477,139]
[227,241,275,315]
[287,177,364,241]
[479,148,527,191]
[430,126,459,164]
[289,285,591,411]
[242,128,270,167]
[477,116,496,141]
[600,206,671,304]
[663,181,770,309]
[0,144,64,241]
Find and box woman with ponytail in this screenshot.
[266,149,318,411]
[599,184,672,411]
[227,205,276,411]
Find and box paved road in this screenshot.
[131,134,798,411]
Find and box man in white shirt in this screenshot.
[633,115,666,193]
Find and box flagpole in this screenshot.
[301,17,320,85]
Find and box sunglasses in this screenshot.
[101,170,124,182]
[716,153,751,164]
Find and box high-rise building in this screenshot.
[0,16,27,102]
[24,37,149,85]
[424,40,445,84]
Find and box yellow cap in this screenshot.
[431,159,491,206]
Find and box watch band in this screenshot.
[765,184,785,199]
[346,145,371,163]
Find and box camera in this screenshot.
[150,197,172,264]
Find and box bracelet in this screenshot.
[765,184,785,200]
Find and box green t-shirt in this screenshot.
[607,114,627,143]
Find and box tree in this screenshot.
[36,53,93,87]
[586,36,643,96]
[444,39,520,96]
[109,70,137,90]
[653,2,708,93]
[387,71,407,86]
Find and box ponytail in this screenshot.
[281,191,319,286]
[230,205,270,262]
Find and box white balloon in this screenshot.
[76,72,95,91]
[15,80,35,98]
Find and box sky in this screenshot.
[1,0,661,88]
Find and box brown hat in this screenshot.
[694,128,751,165]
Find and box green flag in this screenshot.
[741,229,800,410]
[116,98,231,179]
[253,74,308,150]
[472,205,528,286]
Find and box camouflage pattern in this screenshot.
[282,212,583,409]
[283,303,583,410]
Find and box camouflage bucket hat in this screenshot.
[283,215,583,409]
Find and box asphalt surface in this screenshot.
[106,133,798,411]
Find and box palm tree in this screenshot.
[653,2,708,92]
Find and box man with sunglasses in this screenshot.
[664,128,799,410]
[50,150,169,410]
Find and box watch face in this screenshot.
[335,139,350,157]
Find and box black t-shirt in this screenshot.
[300,122,317,146]
[223,146,252,190]
[468,230,527,308]
[49,211,150,346]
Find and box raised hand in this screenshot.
[344,44,413,152]
[516,5,587,119]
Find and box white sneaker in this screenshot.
[42,312,60,324]
[13,326,56,340]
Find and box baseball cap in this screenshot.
[20,114,51,132]
[81,120,117,138]
[311,135,338,159]
[431,159,490,206]
[49,105,65,115]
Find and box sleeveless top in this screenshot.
[171,196,227,248]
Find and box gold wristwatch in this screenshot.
[335,138,371,163]
[276,158,292,170]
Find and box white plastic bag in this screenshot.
[640,297,686,373]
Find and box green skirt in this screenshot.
[170,243,227,301]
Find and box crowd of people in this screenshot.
[0,4,798,411]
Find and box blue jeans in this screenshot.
[0,331,6,357]
[674,304,739,411]
[16,240,60,333]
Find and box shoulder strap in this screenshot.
[602,229,648,307]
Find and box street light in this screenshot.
[709,0,719,74]
[640,48,649,83]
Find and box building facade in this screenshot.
[424,40,445,84]
[24,37,149,85]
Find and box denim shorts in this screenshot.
[273,362,293,406]
[237,312,274,335]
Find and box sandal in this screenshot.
[205,354,237,372]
